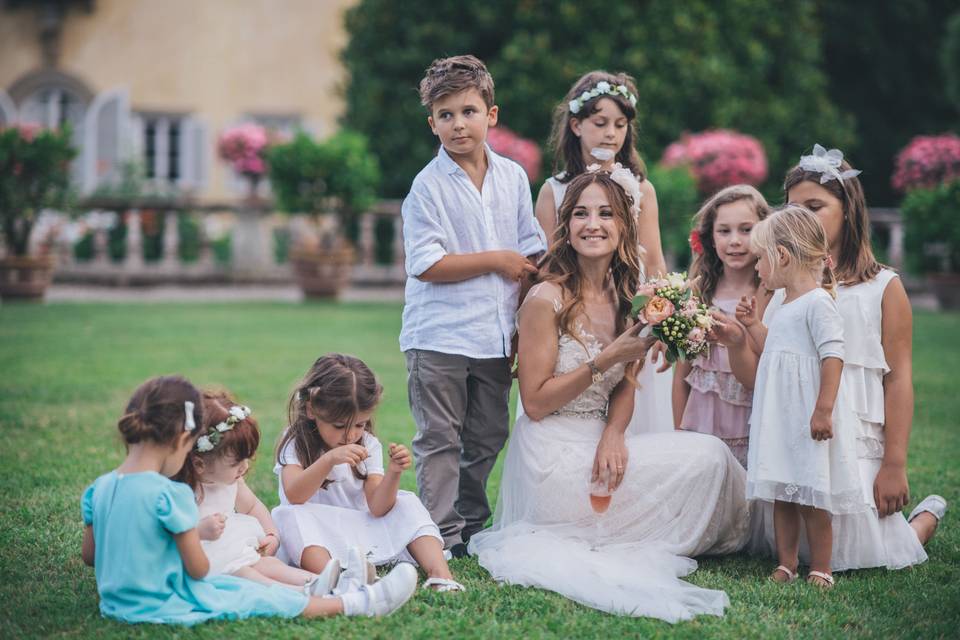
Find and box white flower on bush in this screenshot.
[196,435,214,452]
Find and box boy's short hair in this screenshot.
[418,55,495,111]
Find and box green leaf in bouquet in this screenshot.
[666,348,678,364]
[631,294,650,318]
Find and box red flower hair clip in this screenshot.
[689,229,704,255]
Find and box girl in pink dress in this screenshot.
[673,185,770,468]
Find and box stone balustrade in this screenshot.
[46,198,406,286]
[17,198,907,287]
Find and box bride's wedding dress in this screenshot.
[469,288,750,621]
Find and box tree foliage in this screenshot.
[341,0,855,198]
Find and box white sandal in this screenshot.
[422,577,466,592]
[907,495,948,523]
[770,565,797,583]
[806,571,834,588]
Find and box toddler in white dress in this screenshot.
[741,205,868,588]
[175,391,362,596]
[272,354,464,592]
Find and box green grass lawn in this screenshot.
[1,301,957,639]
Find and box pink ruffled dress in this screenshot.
[679,298,753,468]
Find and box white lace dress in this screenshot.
[521,175,674,435]
[197,481,266,576]
[746,288,867,514]
[469,284,751,622]
[750,271,927,570]
[271,432,442,567]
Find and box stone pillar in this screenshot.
[162,210,179,269]
[230,204,272,278]
[125,209,144,269]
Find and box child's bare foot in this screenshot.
[806,571,834,589]
[770,564,797,583]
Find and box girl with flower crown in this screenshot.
[532,70,673,435]
[673,185,770,468]
[739,145,947,572]
[174,390,361,596]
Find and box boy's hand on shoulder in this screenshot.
[387,443,412,473]
[494,250,539,281]
[198,513,226,540]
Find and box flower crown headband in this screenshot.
[195,405,252,453]
[568,80,638,115]
[799,144,861,185]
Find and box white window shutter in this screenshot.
[181,116,208,193]
[0,90,16,126]
[82,88,131,194]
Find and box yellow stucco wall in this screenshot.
[0,0,358,201]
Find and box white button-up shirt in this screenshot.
[400,145,546,358]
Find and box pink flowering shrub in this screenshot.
[487,125,541,182]
[891,134,960,192]
[217,123,270,177]
[662,129,767,195]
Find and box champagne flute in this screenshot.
[588,469,612,551]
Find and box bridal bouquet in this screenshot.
[631,272,713,363]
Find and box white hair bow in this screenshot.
[799,144,862,184]
[184,401,196,432]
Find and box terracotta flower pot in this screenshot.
[289,245,355,299]
[0,255,55,300]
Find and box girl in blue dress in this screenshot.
[80,375,417,626]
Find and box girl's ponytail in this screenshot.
[821,259,838,299]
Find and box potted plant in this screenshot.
[0,123,76,300]
[893,134,960,309]
[218,123,270,200]
[267,130,380,298]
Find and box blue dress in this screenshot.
[82,471,308,626]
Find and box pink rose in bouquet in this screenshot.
[641,296,675,325]
[662,129,767,195]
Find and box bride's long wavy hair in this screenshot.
[538,172,642,347]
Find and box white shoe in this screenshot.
[305,558,341,596]
[908,495,948,523]
[333,546,376,595]
[357,562,417,617]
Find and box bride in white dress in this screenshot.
[469,171,750,622]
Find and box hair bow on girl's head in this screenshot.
[799,144,862,185]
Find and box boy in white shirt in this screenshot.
[400,55,546,557]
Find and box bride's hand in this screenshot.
[603,322,656,366]
[593,428,628,491]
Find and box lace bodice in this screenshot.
[523,282,625,419]
[554,329,625,418]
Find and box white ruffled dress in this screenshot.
[271,432,441,567]
[751,270,928,570]
[746,288,867,515]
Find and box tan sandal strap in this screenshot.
[773,565,797,580]
[807,571,834,585]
